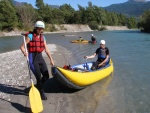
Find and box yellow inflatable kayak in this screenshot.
[51,59,114,89]
[70,40,89,43]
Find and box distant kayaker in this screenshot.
[91,34,96,43]
[20,21,54,100]
[84,40,110,70]
[79,36,83,42]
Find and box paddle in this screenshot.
[84,58,89,71]
[23,36,43,113]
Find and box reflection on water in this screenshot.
[75,74,114,113]
[0,30,150,112]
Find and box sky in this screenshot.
[16,0,150,10]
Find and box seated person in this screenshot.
[91,34,96,42]
[84,40,110,70]
[79,36,83,42]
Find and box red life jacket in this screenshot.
[23,32,45,53]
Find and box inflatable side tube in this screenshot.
[51,66,86,89]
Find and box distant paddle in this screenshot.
[23,35,43,113]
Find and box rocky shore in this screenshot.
[0,24,129,37]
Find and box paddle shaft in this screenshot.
[84,58,87,71]
[23,36,32,80]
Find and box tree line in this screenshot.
[0,0,148,32]
[138,10,150,32]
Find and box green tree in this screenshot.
[35,0,45,21]
[78,5,86,24]
[138,10,150,32]
[72,11,82,24]
[42,4,53,23]
[84,10,95,23]
[16,4,37,30]
[117,14,127,26]
[111,12,118,26]
[93,6,105,26]
[36,0,44,9]
[105,12,113,25]
[127,17,137,28]
[0,0,18,31]
[59,4,75,24]
[51,8,64,24]
[86,2,97,23]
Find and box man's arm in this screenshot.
[84,53,97,59]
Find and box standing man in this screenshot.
[20,21,54,100]
[84,40,110,70]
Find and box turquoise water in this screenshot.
[0,30,150,112]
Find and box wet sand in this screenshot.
[0,44,113,113]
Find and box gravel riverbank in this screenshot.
[0,25,130,37]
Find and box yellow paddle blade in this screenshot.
[29,83,43,113]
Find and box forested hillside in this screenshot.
[104,0,150,17]
[0,0,139,32]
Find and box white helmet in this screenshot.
[91,34,93,36]
[100,40,106,44]
[34,21,45,29]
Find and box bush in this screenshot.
[88,21,99,30]
[98,26,107,31]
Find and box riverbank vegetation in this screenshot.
[0,0,148,32]
[138,10,150,32]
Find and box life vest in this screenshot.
[91,36,96,41]
[98,47,107,59]
[97,47,110,65]
[23,31,45,53]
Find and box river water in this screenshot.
[0,30,150,113]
